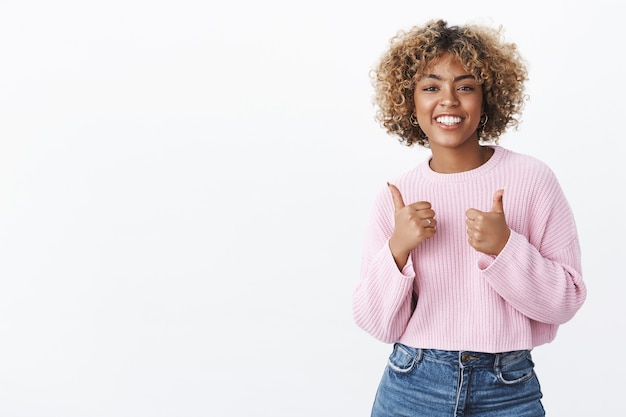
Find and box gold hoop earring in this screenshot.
[479,113,488,129]
[409,114,428,141]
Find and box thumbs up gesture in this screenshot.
[387,183,436,269]
[465,189,511,255]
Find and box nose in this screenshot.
[439,87,459,107]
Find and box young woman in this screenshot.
[352,19,587,417]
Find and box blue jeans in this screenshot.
[371,343,545,417]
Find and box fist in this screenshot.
[465,189,510,255]
[387,183,436,267]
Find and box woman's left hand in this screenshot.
[465,189,511,256]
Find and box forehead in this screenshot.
[418,54,474,80]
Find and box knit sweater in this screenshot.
[352,146,587,353]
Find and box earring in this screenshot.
[409,114,428,141]
[479,113,488,129]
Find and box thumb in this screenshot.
[387,182,405,211]
[491,188,505,214]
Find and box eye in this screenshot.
[422,86,439,92]
[458,85,476,92]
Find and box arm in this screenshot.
[352,242,415,343]
[352,185,428,343]
[477,173,586,324]
[479,231,585,324]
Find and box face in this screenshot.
[413,54,483,150]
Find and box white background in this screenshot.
[0,1,622,416]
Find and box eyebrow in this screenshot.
[419,74,477,82]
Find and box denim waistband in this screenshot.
[417,347,531,367]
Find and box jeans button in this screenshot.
[461,354,470,362]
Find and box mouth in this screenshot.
[435,116,463,126]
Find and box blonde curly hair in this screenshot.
[372,19,528,147]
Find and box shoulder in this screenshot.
[497,147,558,181]
[387,154,431,187]
[496,148,570,212]
[370,160,428,209]
[498,146,549,168]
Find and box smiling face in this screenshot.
[413,54,483,152]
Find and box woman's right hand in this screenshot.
[387,183,437,269]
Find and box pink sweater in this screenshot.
[353,146,587,353]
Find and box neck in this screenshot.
[429,142,494,174]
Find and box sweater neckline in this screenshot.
[419,145,505,183]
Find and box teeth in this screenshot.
[436,116,462,125]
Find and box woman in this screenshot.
[352,19,587,416]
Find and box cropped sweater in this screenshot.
[352,146,587,353]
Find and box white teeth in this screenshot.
[436,116,462,125]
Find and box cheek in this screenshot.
[467,97,483,115]
[474,96,484,111]
[413,95,434,112]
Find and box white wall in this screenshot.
[0,1,621,416]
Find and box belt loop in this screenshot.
[415,347,424,363]
[493,352,502,372]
